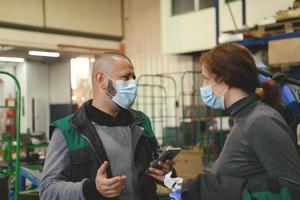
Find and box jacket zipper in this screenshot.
[81,134,102,163]
[131,120,144,145]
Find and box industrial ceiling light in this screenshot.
[0,57,24,63]
[29,50,60,57]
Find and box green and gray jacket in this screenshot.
[40,100,159,200]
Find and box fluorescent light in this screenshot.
[0,57,24,63]
[29,50,60,57]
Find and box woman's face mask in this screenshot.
[105,74,137,109]
[200,83,229,110]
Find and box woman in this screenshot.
[165,43,300,200]
[199,43,300,183]
[171,43,300,200]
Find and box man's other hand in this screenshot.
[95,161,127,198]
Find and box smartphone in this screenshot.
[149,146,181,170]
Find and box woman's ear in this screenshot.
[216,77,225,84]
[215,77,220,83]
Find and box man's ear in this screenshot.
[95,72,106,89]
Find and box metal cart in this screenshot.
[0,71,21,200]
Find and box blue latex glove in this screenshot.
[169,189,182,200]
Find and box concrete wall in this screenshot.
[124,0,194,143]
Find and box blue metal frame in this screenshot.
[237,31,300,47]
[19,167,41,191]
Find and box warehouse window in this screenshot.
[70,57,90,90]
[172,0,215,16]
[225,0,239,3]
[172,0,195,15]
[199,0,215,10]
[70,57,93,107]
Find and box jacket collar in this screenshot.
[72,99,144,129]
[70,99,145,175]
[226,96,258,119]
[70,100,110,174]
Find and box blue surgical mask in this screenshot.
[105,74,137,109]
[200,83,229,110]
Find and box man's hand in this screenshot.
[147,159,175,182]
[95,161,127,198]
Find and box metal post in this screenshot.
[242,0,246,26]
[215,0,220,45]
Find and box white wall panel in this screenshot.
[220,0,243,32]
[161,0,295,53]
[26,62,49,134]
[0,0,123,36]
[49,61,71,104]
[246,0,294,27]
[45,0,122,36]
[0,0,43,26]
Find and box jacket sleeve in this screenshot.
[39,128,87,200]
[251,116,300,182]
[181,174,244,200]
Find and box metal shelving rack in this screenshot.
[0,71,21,200]
[135,74,179,146]
[238,31,300,47]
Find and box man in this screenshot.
[40,52,175,200]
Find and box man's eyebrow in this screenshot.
[123,72,136,78]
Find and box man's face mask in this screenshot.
[104,74,137,109]
[200,83,229,110]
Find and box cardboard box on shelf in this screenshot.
[174,147,203,181]
[269,38,300,66]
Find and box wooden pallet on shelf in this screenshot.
[223,17,300,39]
[276,8,300,22]
[240,18,300,38]
[258,18,300,36]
